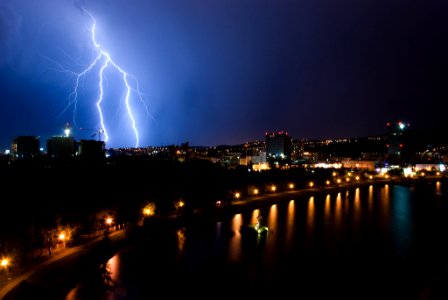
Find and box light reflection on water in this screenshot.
[380,184,391,225]
[306,197,315,235]
[436,181,442,195]
[368,185,374,212]
[65,254,121,300]
[176,228,186,255]
[107,255,119,283]
[285,200,295,248]
[64,183,448,299]
[251,208,260,225]
[354,187,361,224]
[263,204,279,274]
[266,204,277,232]
[391,185,412,255]
[324,194,331,225]
[228,213,243,262]
[334,192,342,229]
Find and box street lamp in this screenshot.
[143,203,156,217]
[1,258,9,268]
[175,200,185,210]
[59,233,66,248]
[1,257,11,277]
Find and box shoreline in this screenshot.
[184,175,445,222]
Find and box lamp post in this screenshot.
[1,257,10,278]
[1,258,9,269]
[59,232,66,249]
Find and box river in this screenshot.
[62,180,448,299]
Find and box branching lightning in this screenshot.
[63,9,145,147]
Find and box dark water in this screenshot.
[67,181,448,299]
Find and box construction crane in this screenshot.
[79,128,104,141]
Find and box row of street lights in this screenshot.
[233,173,380,200]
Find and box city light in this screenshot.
[271,185,277,192]
[253,189,259,195]
[234,192,241,199]
[59,233,65,240]
[106,217,113,225]
[1,258,9,268]
[288,183,294,189]
[143,203,156,217]
[309,182,314,188]
[175,200,185,210]
[403,167,414,177]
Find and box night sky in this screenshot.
[0,0,447,149]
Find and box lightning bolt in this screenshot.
[64,10,144,147]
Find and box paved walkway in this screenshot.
[0,229,124,299]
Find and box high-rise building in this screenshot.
[265,131,292,159]
[11,136,40,159]
[79,140,105,160]
[47,136,77,158]
[386,121,409,162]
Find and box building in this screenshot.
[386,121,409,163]
[265,131,292,159]
[79,140,105,160]
[343,160,377,171]
[47,137,77,159]
[11,136,40,159]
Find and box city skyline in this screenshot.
[1,0,447,150]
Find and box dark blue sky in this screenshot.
[1,0,447,149]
